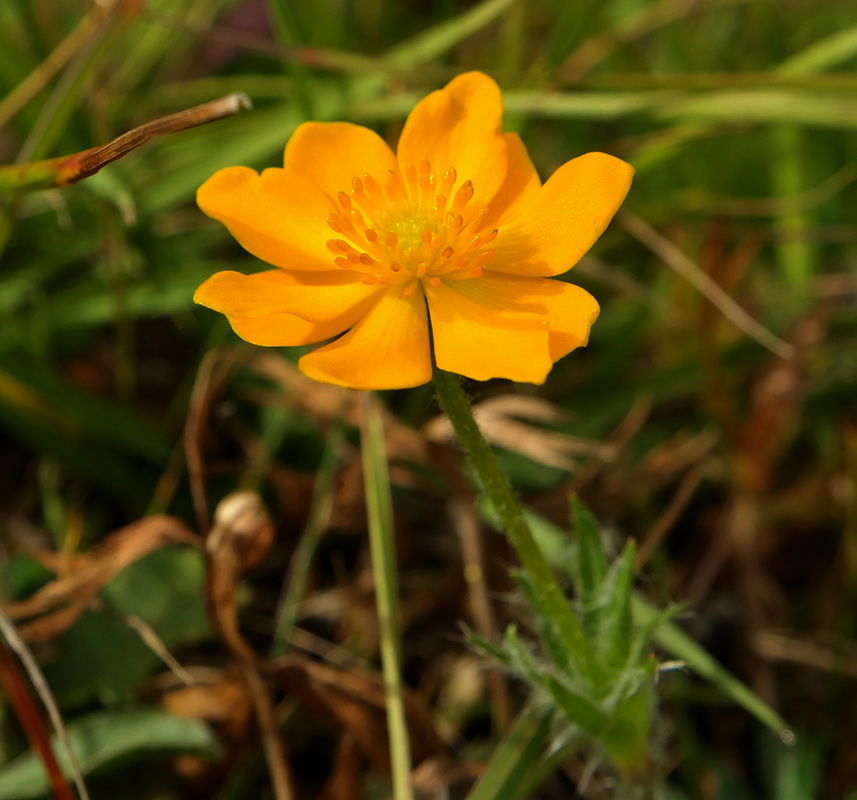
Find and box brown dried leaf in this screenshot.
[162,670,254,742]
[6,516,200,642]
[185,347,254,534]
[412,756,483,800]
[205,491,274,663]
[249,353,429,474]
[274,653,445,771]
[319,734,365,800]
[203,491,294,800]
[162,669,254,780]
[425,394,614,471]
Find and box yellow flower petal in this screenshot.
[284,122,398,199]
[298,287,432,390]
[197,166,336,271]
[540,280,600,361]
[227,311,353,347]
[484,132,541,228]
[440,272,598,361]
[397,72,507,209]
[490,152,634,278]
[425,280,552,384]
[193,269,381,325]
[457,274,600,361]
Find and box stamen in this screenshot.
[456,265,486,279]
[437,254,470,276]
[436,248,481,275]
[346,208,367,230]
[328,212,361,245]
[405,163,418,191]
[418,158,433,199]
[386,170,404,200]
[327,163,492,287]
[452,180,474,211]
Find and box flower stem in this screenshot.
[360,393,414,800]
[431,368,595,682]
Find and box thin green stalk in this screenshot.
[360,393,414,800]
[431,367,599,686]
[771,124,814,291]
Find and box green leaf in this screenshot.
[102,547,210,647]
[543,675,610,740]
[43,611,157,707]
[763,730,822,800]
[599,540,636,674]
[570,498,637,682]
[624,604,682,685]
[634,599,793,737]
[601,682,653,779]
[513,569,582,683]
[500,625,548,688]
[571,496,608,611]
[471,625,546,690]
[0,709,220,799]
[464,702,556,800]
[777,23,857,75]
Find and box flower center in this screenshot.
[325,158,497,296]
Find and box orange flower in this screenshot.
[195,72,633,390]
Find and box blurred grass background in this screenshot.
[0,0,855,798]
